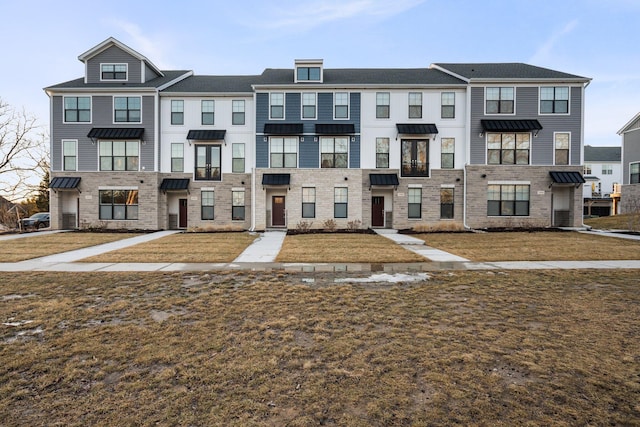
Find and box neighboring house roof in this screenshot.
[256,68,467,86]
[584,145,621,162]
[431,63,590,82]
[161,75,259,93]
[45,70,192,91]
[78,37,164,78]
[617,112,640,134]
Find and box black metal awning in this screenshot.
[159,178,190,191]
[549,171,585,184]
[315,124,356,134]
[49,176,81,189]
[262,173,291,185]
[481,119,543,132]
[396,123,439,135]
[264,123,303,135]
[87,128,144,139]
[186,129,226,140]
[369,173,399,186]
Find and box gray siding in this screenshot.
[256,136,268,168]
[299,139,319,168]
[469,86,583,166]
[86,46,142,84]
[623,129,640,184]
[350,136,360,168]
[51,95,156,172]
[318,93,333,121]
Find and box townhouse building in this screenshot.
[582,145,622,216]
[617,112,640,212]
[45,38,590,231]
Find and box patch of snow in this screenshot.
[334,273,430,283]
[3,320,34,327]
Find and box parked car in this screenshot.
[21,212,50,229]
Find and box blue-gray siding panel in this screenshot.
[350,136,360,168]
[299,139,319,168]
[623,130,640,184]
[318,93,333,121]
[469,86,583,166]
[86,46,142,84]
[256,136,269,168]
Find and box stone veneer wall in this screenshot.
[620,184,640,213]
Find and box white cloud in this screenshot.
[529,19,579,64]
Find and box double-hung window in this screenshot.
[440,188,454,219]
[540,87,569,114]
[602,164,613,175]
[486,87,514,114]
[114,97,141,123]
[302,187,316,218]
[171,100,184,125]
[631,163,640,184]
[99,189,138,220]
[334,92,349,119]
[441,138,455,169]
[270,137,297,168]
[232,143,245,173]
[201,100,215,125]
[101,64,126,80]
[171,143,184,172]
[409,92,422,118]
[64,97,91,122]
[99,141,139,171]
[302,93,316,119]
[232,190,245,220]
[584,164,592,175]
[554,133,570,165]
[488,184,530,216]
[270,93,284,119]
[62,140,77,171]
[232,100,245,125]
[487,133,530,165]
[334,188,348,218]
[376,137,389,168]
[376,92,390,118]
[408,188,422,219]
[321,137,348,168]
[441,92,455,118]
[201,190,214,220]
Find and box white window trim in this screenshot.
[62,139,78,171]
[100,63,128,82]
[629,162,640,183]
[232,100,246,126]
[201,99,215,126]
[441,92,456,120]
[408,92,423,119]
[170,100,184,126]
[301,92,317,120]
[97,140,141,172]
[319,136,349,168]
[484,132,532,166]
[62,95,92,124]
[484,86,516,116]
[112,95,142,124]
[334,92,350,120]
[553,131,571,166]
[269,92,285,120]
[376,92,391,120]
[538,86,571,116]
[269,136,299,168]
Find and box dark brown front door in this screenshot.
[372,196,384,227]
[272,196,286,227]
[179,199,188,228]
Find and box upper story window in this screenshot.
[540,87,569,114]
[64,96,91,123]
[487,133,530,165]
[99,140,139,171]
[584,164,592,175]
[441,92,455,118]
[376,137,389,168]
[486,87,514,114]
[270,93,284,119]
[602,164,613,175]
[321,137,348,168]
[171,143,184,172]
[376,92,390,119]
[554,132,570,165]
[270,137,297,168]
[114,97,141,123]
[62,140,77,171]
[334,92,349,119]
[441,138,455,169]
[201,100,215,125]
[232,100,245,125]
[101,64,127,81]
[232,143,245,173]
[302,93,316,119]
[630,163,640,184]
[171,100,184,125]
[409,92,422,118]
[297,67,321,81]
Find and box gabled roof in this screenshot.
[431,63,590,82]
[78,37,164,77]
[256,68,466,86]
[618,112,640,135]
[161,75,258,93]
[584,146,621,162]
[45,70,192,91]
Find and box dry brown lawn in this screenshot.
[276,233,425,263]
[81,232,257,263]
[1,270,639,426]
[585,213,640,230]
[0,232,141,262]
[416,231,640,262]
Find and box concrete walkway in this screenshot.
[373,229,470,262]
[233,231,287,263]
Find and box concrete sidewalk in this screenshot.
[233,231,287,263]
[373,229,470,262]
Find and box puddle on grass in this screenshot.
[334,273,430,283]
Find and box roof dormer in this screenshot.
[295,59,323,83]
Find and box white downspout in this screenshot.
[463,85,472,230]
[250,166,256,231]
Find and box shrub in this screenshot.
[322,219,337,231]
[346,219,362,231]
[295,220,313,232]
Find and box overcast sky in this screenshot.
[1,0,638,146]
